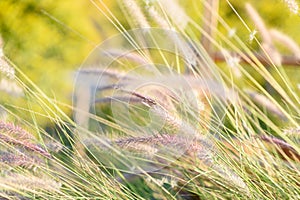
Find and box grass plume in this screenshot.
[0,121,51,158]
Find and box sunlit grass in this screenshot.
[0,0,300,199]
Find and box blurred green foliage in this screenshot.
[0,0,111,125]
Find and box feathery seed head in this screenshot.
[284,0,299,14]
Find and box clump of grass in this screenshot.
[70,0,300,197]
[2,0,300,199]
